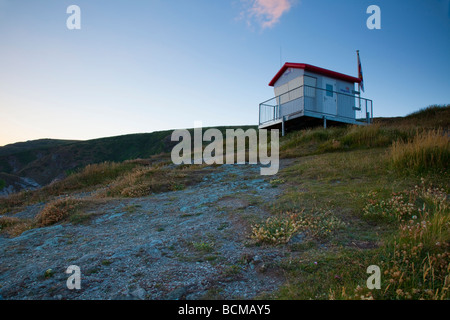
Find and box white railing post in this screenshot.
[259,103,261,125]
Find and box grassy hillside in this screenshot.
[376,104,450,129]
[0,132,175,186]
[280,104,449,159]
[0,139,78,157]
[261,104,449,300]
[0,105,448,300]
[0,140,72,178]
[0,126,256,188]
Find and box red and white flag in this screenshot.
[357,50,364,92]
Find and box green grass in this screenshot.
[271,248,373,300]
[263,109,450,300]
[280,105,449,160]
[268,175,449,299]
[335,181,449,300]
[273,148,405,214]
[0,178,5,191]
[192,241,215,253]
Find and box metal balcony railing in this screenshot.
[259,85,373,126]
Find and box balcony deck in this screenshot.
[259,85,373,130]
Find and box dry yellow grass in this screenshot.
[35,197,85,227]
[390,129,450,173]
[0,216,33,237]
[97,164,208,198]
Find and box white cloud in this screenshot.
[240,0,293,29]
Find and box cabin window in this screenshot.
[326,84,334,97]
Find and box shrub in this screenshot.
[100,164,205,198]
[0,216,20,229]
[251,212,302,244]
[362,191,416,223]
[0,216,33,237]
[35,197,84,227]
[102,167,169,197]
[251,210,347,245]
[0,191,30,215]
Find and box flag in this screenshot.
[357,50,364,92]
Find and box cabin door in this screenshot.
[323,77,337,115]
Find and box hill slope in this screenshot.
[0,131,174,189]
[0,139,78,157]
[0,105,448,300]
[0,126,256,194]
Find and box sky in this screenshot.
[0,0,449,146]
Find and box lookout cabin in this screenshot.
[258,63,373,134]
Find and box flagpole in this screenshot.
[357,50,362,113]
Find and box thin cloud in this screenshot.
[241,0,293,29]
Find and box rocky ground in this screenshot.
[0,160,297,300]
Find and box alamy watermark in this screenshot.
[65,265,81,290]
[65,4,380,31]
[60,263,379,292]
[366,265,381,289]
[170,122,279,175]
[66,5,81,30]
[367,5,381,30]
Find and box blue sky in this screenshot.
[1,0,449,146]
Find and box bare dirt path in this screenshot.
[0,161,294,300]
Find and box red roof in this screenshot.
[268,62,361,87]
